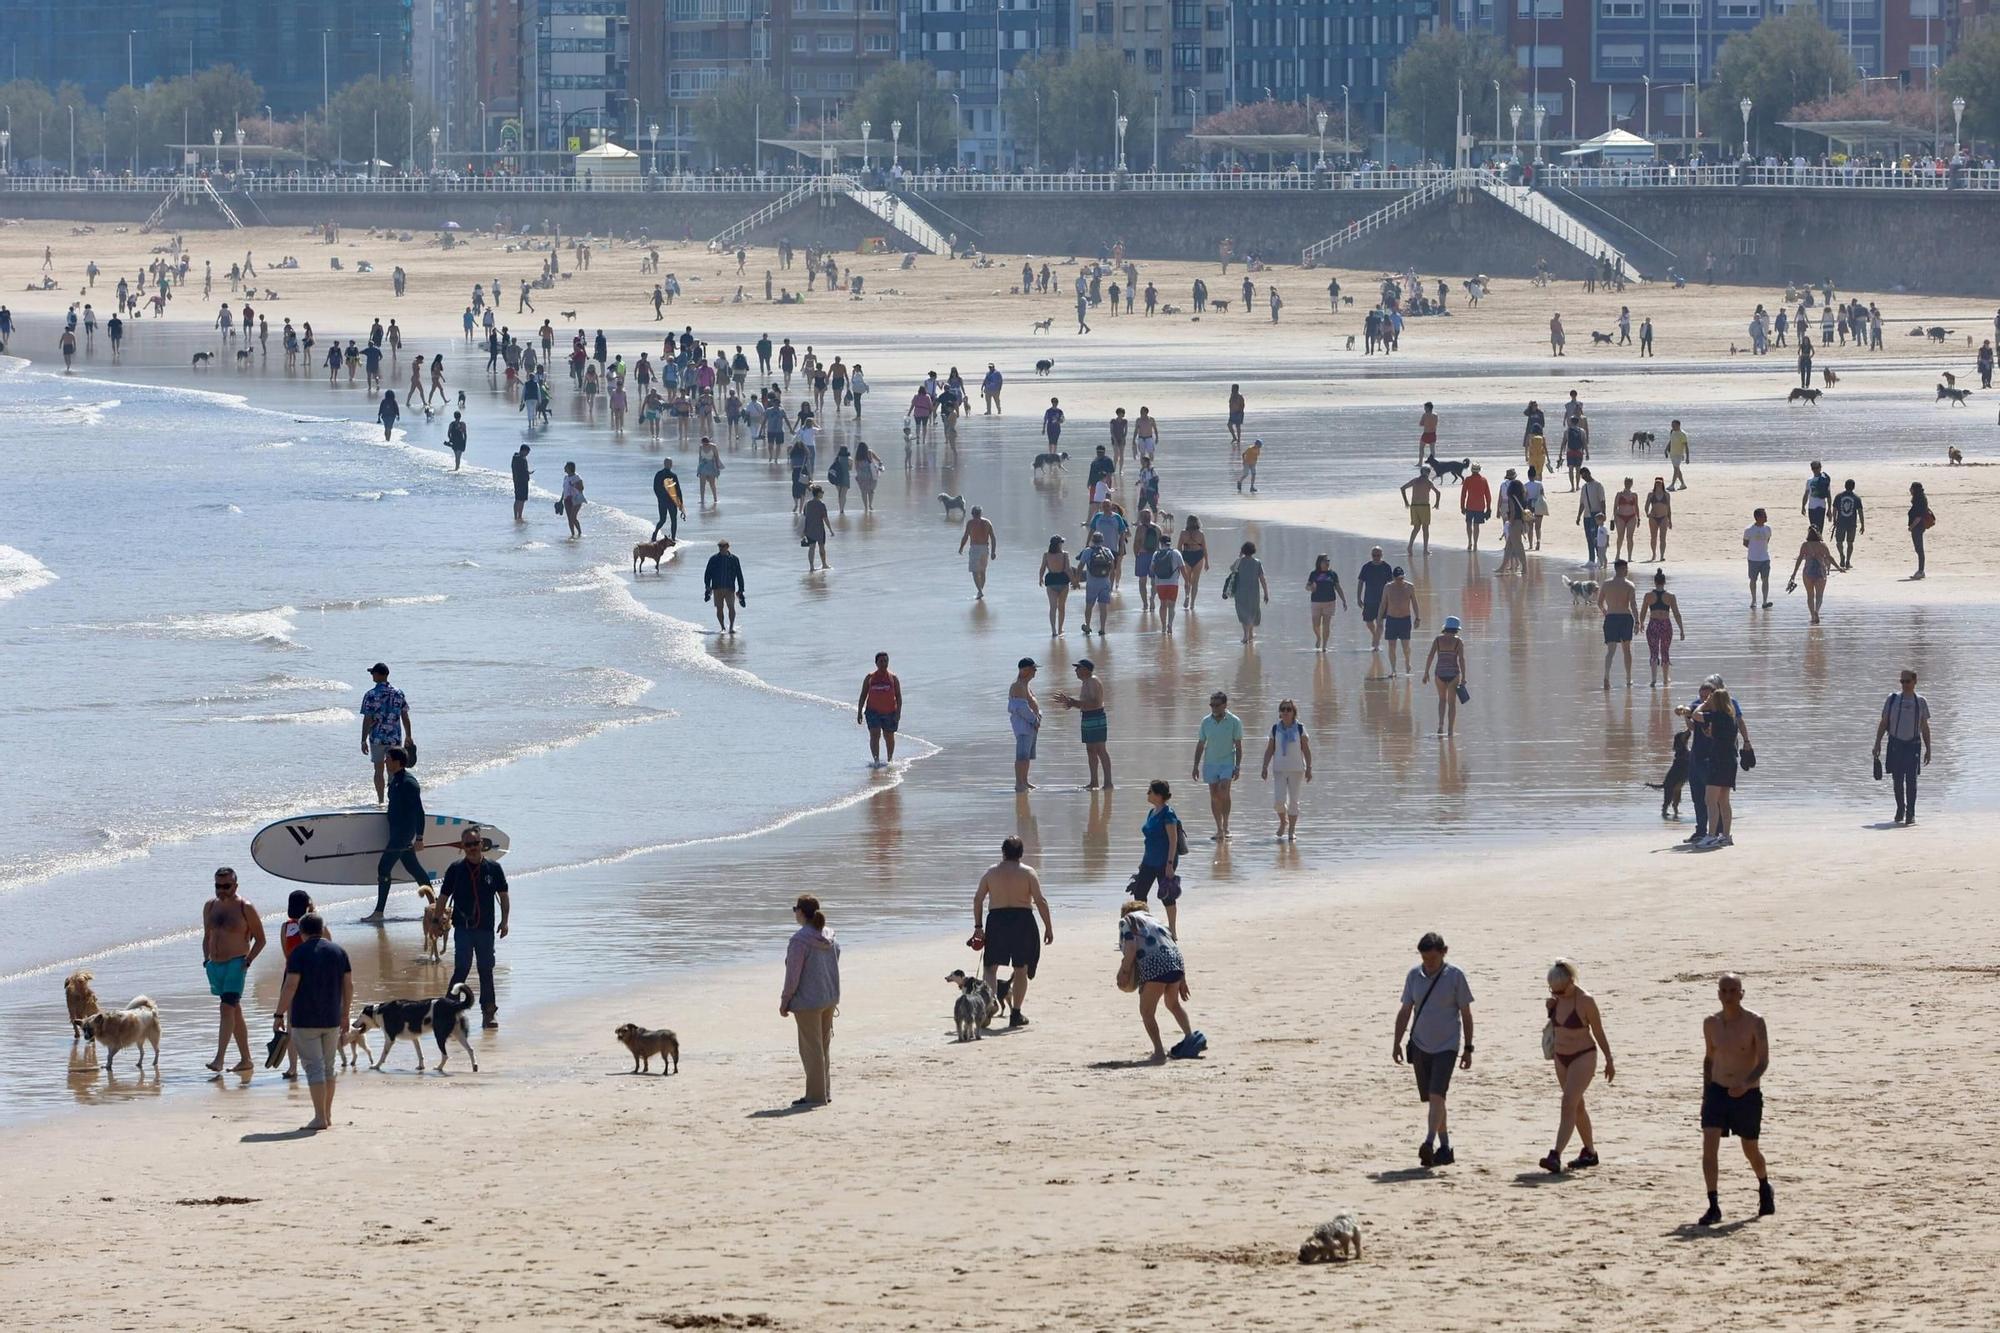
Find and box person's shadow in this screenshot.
[240,1128,320,1143]
[1668,1218,1755,1239]
[748,1103,820,1119]
[1366,1167,1434,1184]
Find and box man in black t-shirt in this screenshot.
[1830,480,1865,571]
[511,444,532,522]
[442,828,511,1028]
[275,914,352,1132]
[1356,547,1395,650]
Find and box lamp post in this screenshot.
[1533,103,1545,163]
[1953,96,1966,154]
[891,119,902,170]
[950,92,962,167]
[479,101,487,169]
[212,128,222,171]
[1568,76,1577,143]
[68,105,75,176]
[1739,96,1751,160]
[861,119,871,173]
[1510,102,1521,160]
[1316,109,1329,168]
[1113,88,1120,169]
[236,127,245,174]
[1116,113,1128,171]
[1152,93,1158,172]
[1,130,9,176]
[648,122,659,174]
[1491,79,1500,161]
[1642,75,1651,143]
[1032,92,1041,171]
[429,125,439,173]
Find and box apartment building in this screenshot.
[1075,0,1233,164]
[515,0,630,161]
[903,0,1073,168]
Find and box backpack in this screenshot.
[1151,547,1178,580]
[1088,547,1115,578]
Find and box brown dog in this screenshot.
[79,997,160,1073]
[614,1023,680,1074]
[632,536,674,575]
[65,970,101,1038]
[417,888,452,964]
[337,1020,372,1069]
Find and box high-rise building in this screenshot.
[1230,0,1439,159]
[776,0,896,115]
[903,0,1073,169]
[1076,0,1234,167]
[516,0,631,162]
[0,1,411,114]
[627,0,768,170]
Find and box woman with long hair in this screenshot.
[1040,537,1073,636]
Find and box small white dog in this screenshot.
[1562,575,1600,605]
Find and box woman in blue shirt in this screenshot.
[1128,780,1184,938]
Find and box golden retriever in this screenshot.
[65,970,101,1038]
[417,887,452,964]
[79,997,160,1073]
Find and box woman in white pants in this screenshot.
[1258,699,1314,841]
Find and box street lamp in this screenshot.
[1115,113,1128,171]
[1316,109,1329,168]
[1568,76,1577,143]
[1,130,10,176]
[1953,96,1967,153]
[861,119,871,173]
[1533,103,1545,163]
[1642,75,1651,143]
[1032,93,1041,172]
[67,105,75,176]
[950,92,962,167]
[235,126,245,175]
[1341,85,1351,164]
[1113,88,1120,168]
[649,122,660,174]
[429,125,440,173]
[1491,79,1501,160]
[1739,96,1751,160]
[212,128,222,170]
[891,119,901,169]
[1510,102,1521,160]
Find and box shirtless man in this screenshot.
[1400,469,1439,555]
[1597,559,1638,690]
[1055,658,1111,790]
[201,867,266,1074]
[1380,568,1420,676]
[1698,972,1774,1226]
[1417,401,1439,465]
[972,836,1054,1028]
[958,506,997,600]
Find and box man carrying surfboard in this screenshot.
[360,663,415,805]
[365,747,433,922]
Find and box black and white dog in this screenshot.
[358,982,480,1072]
[1032,450,1069,473]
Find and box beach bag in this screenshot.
[1222,568,1238,600]
[1116,953,1139,993]
[1541,1020,1557,1061]
[1456,682,1471,705]
[1919,510,1936,530]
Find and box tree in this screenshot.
[844,62,955,165]
[1001,48,1152,170]
[1701,11,1854,156]
[1939,26,2000,144]
[1174,99,1353,166]
[1388,29,1519,162]
[325,76,434,170]
[692,76,786,169]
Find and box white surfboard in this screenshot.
[250,812,511,887]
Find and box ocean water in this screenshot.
[0,310,1992,1121]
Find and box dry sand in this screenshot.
[2,817,1995,1330]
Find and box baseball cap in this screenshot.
[369,662,389,675]
[1017,657,1038,669]
[1075,658,1095,672]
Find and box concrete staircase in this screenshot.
[844,187,948,255]
[1300,172,1455,265]
[708,176,844,250]
[1474,179,1639,283]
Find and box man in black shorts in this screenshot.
[972,837,1053,1028]
[1699,972,1773,1225]
[1392,932,1475,1168]
[1830,479,1864,570]
[1356,546,1394,651]
[511,443,532,522]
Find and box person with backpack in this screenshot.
[1150,539,1185,634]
[1872,669,1932,825]
[855,651,902,769]
[1079,532,1118,635]
[1258,700,1314,841]
[1132,509,1164,612]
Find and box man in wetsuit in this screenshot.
[651,457,683,541]
[370,747,433,920]
[972,836,1054,1028]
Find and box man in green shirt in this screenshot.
[1190,691,1244,840]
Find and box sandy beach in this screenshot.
[4,217,1998,1329]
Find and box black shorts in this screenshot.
[1127,863,1183,906]
[1701,1081,1763,1138]
[1412,1046,1457,1101]
[982,907,1040,978]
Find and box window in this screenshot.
[1909,0,1940,13]
[1206,46,1225,71]
[1123,8,1136,29]
[1207,6,1225,30]
[791,33,808,50]
[1657,0,1700,17]
[1145,48,1162,71]
[1909,43,1940,68]
[817,31,854,50]
[1173,42,1201,69]
[1173,0,1199,26]
[1600,41,1644,66]
[1516,0,1561,14]
[1097,2,1112,30]
[1717,0,1758,15]
[1082,12,1095,29]
[1600,0,1642,16]
[1516,43,1563,67]
[1657,41,1697,68]
[1146,5,1163,31]
[867,33,892,51]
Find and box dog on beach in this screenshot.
[64,970,101,1038]
[1032,450,1069,473]
[1424,455,1471,484]
[1646,730,1690,819]
[1629,431,1655,453]
[191,352,214,367]
[1562,575,1600,605]
[1031,318,1053,334]
[357,982,479,1073]
[632,535,674,575]
[1787,387,1822,405]
[1344,335,1357,350]
[939,493,967,518]
[1938,383,1973,406]
[1944,371,1957,388]
[1160,303,1181,315]
[1821,368,1840,389]
[235,348,253,365]
[559,309,577,319]
[1949,446,1965,465]
[78,996,160,1073]
[1590,331,1614,345]
[416,887,453,963]
[614,1023,681,1074]
[338,1021,372,1069]
[1298,1213,1363,1263]
[1034,358,1055,376]
[1211,299,1231,313]
[946,970,1001,1042]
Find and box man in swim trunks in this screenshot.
[1190,691,1244,840]
[1800,460,1832,534]
[1743,510,1774,609]
[1830,480,1864,571]
[1417,400,1439,463]
[201,866,266,1074]
[972,836,1054,1028]
[958,506,997,599]
[1357,547,1394,650]
[1008,658,1042,791]
[1459,463,1491,551]
[1380,567,1420,676]
[1698,972,1773,1226]
[1400,469,1439,556]
[1080,531,1117,634]
[1056,658,1111,789]
[856,651,902,769]
[1597,559,1637,690]
[703,539,747,633]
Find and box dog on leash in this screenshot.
[1031,318,1053,334]
[939,493,967,518]
[1821,368,1840,389]
[1646,730,1690,819]
[1629,431,1655,453]
[1938,383,1973,406]
[1424,455,1471,484]
[1034,358,1055,376]
[614,1023,681,1074]
[78,997,160,1073]
[1590,330,1615,345]
[946,970,1001,1042]
[632,535,674,575]
[357,982,479,1072]
[1787,387,1823,405]
[1562,575,1600,605]
[416,888,453,963]
[64,970,101,1038]
[1298,1213,1363,1263]
[1032,450,1069,473]
[1949,446,1965,465]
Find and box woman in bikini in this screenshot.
[1788,526,1838,625]
[1540,958,1615,1174]
[1611,477,1641,561]
[1643,569,1686,689]
[1040,537,1074,636]
[1644,477,1673,560]
[1176,516,1208,606]
[1420,615,1468,737]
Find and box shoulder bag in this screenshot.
[1405,967,1447,1064]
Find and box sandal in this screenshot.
[1539,1152,1563,1174]
[1568,1149,1600,1170]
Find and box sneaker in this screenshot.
[1008,1011,1028,1029]
[1713,834,1733,847]
[1433,1146,1456,1166]
[1758,1180,1775,1216]
[1419,1141,1436,1168]
[1567,1149,1600,1170]
[1698,1202,1723,1227]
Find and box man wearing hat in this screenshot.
[1008,658,1043,791]
[359,663,414,804]
[1056,659,1111,790]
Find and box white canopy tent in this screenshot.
[573,142,641,177]
[1560,129,1658,162]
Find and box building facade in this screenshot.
[1075,0,1234,166]
[1,0,410,115]
[515,0,631,164]
[903,0,1074,168]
